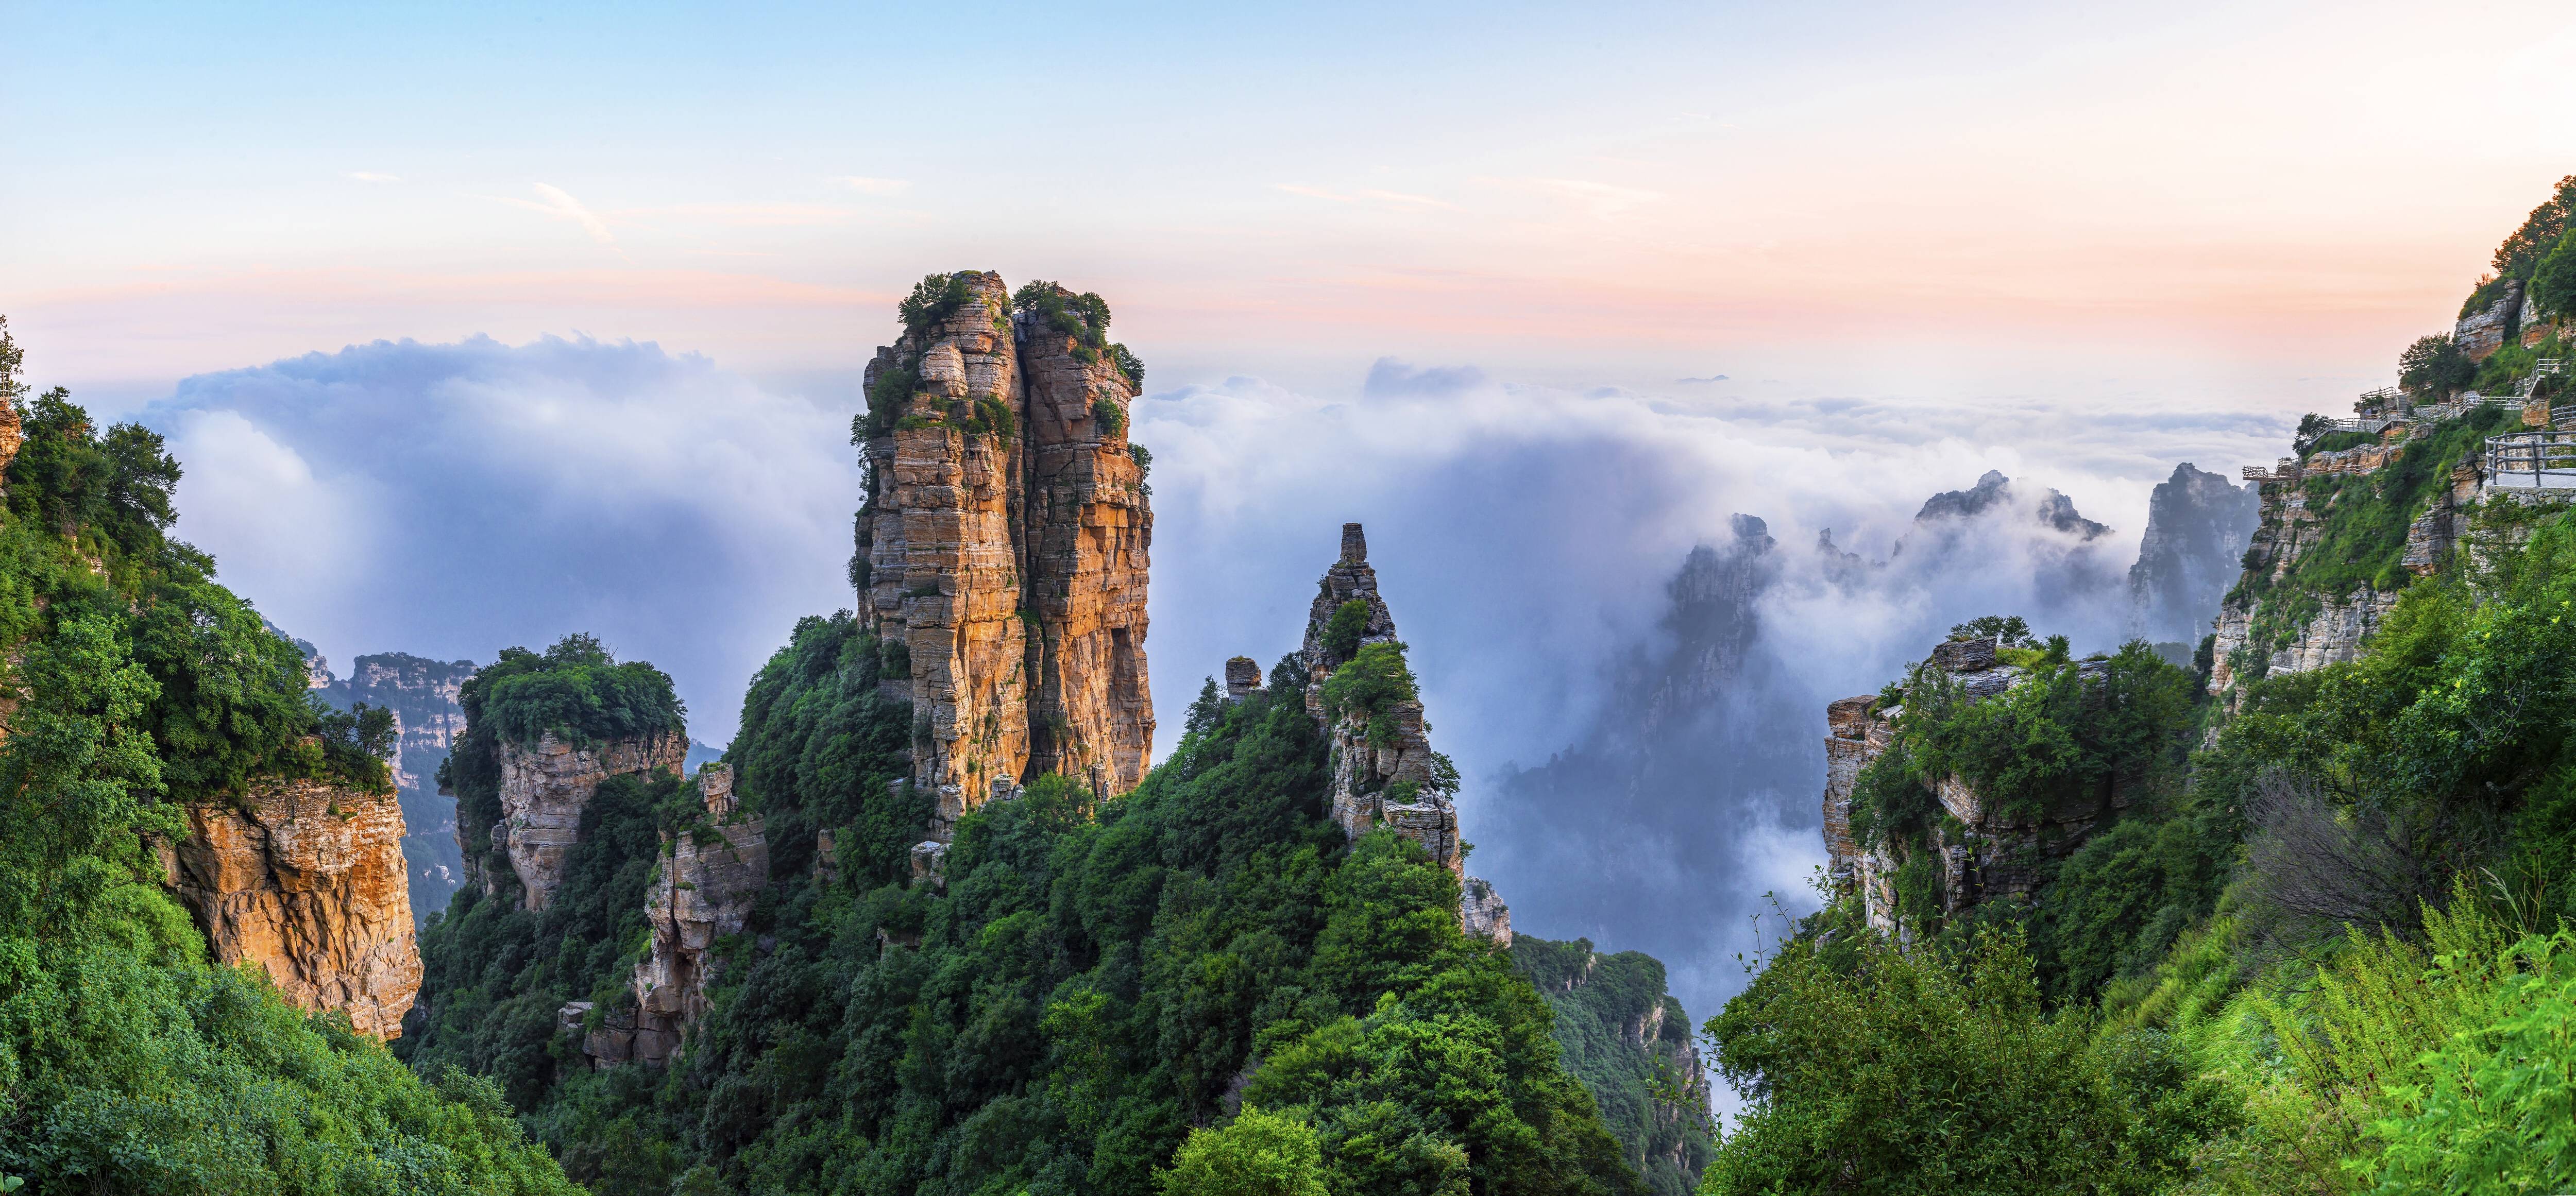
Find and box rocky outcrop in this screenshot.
[1224,656,1265,703]
[490,729,687,911]
[618,764,768,1067]
[853,272,1152,839]
[2127,463,2262,645]
[1822,640,2127,931]
[2204,452,2486,694]
[1461,877,1512,947]
[1018,298,1155,798]
[1288,524,1505,937]
[168,778,420,1039]
[2457,278,2526,361]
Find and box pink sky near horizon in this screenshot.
[6,0,2574,409]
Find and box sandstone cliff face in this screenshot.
[1821,640,2126,931]
[1018,306,1155,797]
[854,272,1152,838]
[490,729,687,911]
[170,778,421,1039]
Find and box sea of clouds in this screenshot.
[140,334,2291,1052]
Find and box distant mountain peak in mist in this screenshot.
[1912,469,2110,540]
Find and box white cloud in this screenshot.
[493,183,623,251]
[834,176,912,195]
[144,335,856,744]
[346,171,401,184]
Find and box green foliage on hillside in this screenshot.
[1714,493,2576,1193]
[1015,280,1145,387]
[900,272,979,333]
[1319,599,1370,662]
[2399,334,2477,397]
[1512,937,1716,1196]
[1847,641,2200,945]
[410,629,1645,1194]
[1706,919,2230,1196]
[2224,405,2510,683]
[0,321,573,1192]
[2490,175,2576,281]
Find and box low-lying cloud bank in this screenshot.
[141,333,2286,1034]
[145,335,858,742]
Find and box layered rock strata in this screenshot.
[2456,278,2526,361]
[853,272,1152,840]
[169,778,421,1039]
[615,763,768,1067]
[490,729,687,911]
[1289,524,1505,939]
[1822,639,2127,931]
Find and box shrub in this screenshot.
[1093,396,1127,439]
[1318,641,1418,745]
[1319,599,1370,663]
[897,272,976,332]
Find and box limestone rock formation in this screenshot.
[852,272,1152,839]
[1288,524,1506,938]
[2456,278,2526,361]
[1821,639,2126,931]
[2126,463,2262,645]
[168,778,421,1039]
[2207,454,2488,694]
[1461,877,1513,947]
[620,764,768,1067]
[489,729,687,912]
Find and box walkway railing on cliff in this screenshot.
[2486,431,2576,490]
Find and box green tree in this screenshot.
[1704,925,2227,1195]
[2399,334,2476,398]
[1158,1106,1330,1196]
[2492,174,2576,281]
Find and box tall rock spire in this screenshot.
[1289,523,1506,940]
[853,272,1154,834]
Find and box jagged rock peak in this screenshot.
[853,271,1153,836]
[1301,521,1397,673]
[167,778,420,1039]
[1913,469,2109,540]
[2128,462,2261,644]
[1290,524,1505,942]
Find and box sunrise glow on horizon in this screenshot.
[8,0,2576,412]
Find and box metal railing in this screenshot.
[2486,431,2576,489]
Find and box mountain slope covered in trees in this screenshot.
[1701,178,2576,1195]
[0,318,575,1193]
